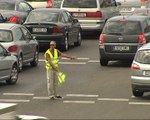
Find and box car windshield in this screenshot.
[0,2,15,10]
[135,50,150,64]
[27,11,59,22]
[103,21,142,35]
[0,30,12,42]
[62,0,97,8]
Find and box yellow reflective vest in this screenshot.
[44,49,59,70]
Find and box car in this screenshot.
[24,8,82,51]
[0,44,18,84]
[60,0,120,32]
[117,0,150,15]
[99,15,150,66]
[132,8,150,16]
[131,43,150,97]
[0,0,33,24]
[0,23,39,72]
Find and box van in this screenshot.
[60,0,120,32]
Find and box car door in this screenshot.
[0,45,11,80]
[16,1,33,23]
[14,27,32,62]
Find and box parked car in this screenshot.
[24,8,82,51]
[117,0,150,15]
[132,8,150,16]
[99,15,150,66]
[131,43,150,97]
[0,0,33,24]
[0,23,39,72]
[0,44,18,84]
[60,0,120,32]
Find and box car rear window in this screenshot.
[103,21,142,35]
[135,50,150,64]
[0,30,12,42]
[27,11,59,22]
[62,0,97,8]
[0,2,15,10]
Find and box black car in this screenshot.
[99,15,150,66]
[24,8,82,51]
[0,0,33,24]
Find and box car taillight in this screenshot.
[8,45,18,52]
[99,34,104,45]
[9,16,20,23]
[53,26,62,33]
[138,34,146,45]
[47,0,52,8]
[131,63,140,70]
[86,11,102,18]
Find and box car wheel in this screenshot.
[100,59,108,66]
[6,64,18,85]
[62,36,69,51]
[30,49,39,67]
[74,31,82,46]
[18,55,23,72]
[132,90,144,97]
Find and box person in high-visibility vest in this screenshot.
[44,41,76,100]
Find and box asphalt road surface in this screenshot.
[0,33,150,119]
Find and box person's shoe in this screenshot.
[49,96,55,100]
[55,95,64,99]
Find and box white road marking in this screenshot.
[97,98,129,102]
[59,62,86,64]
[66,94,99,98]
[63,100,95,104]
[129,102,150,105]
[33,97,50,100]
[88,60,99,63]
[3,93,34,96]
[62,57,89,60]
[0,99,30,103]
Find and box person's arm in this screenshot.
[57,50,76,60]
[45,53,58,71]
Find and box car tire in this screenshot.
[6,64,18,85]
[18,55,23,72]
[132,90,144,97]
[74,31,82,46]
[100,59,108,66]
[30,49,39,67]
[62,35,69,51]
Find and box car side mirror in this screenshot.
[32,36,36,40]
[73,19,79,23]
[4,51,11,56]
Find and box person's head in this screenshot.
[50,41,56,49]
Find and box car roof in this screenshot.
[0,23,22,30]
[138,43,150,51]
[108,15,150,22]
[31,8,67,13]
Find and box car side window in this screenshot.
[101,0,114,7]
[14,28,24,41]
[0,46,4,56]
[18,2,31,12]
[62,12,69,23]
[144,19,150,33]
[21,27,32,40]
[59,14,66,23]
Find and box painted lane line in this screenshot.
[0,99,30,103]
[33,97,50,100]
[63,100,95,104]
[129,102,150,105]
[3,93,34,96]
[88,60,99,63]
[66,94,99,98]
[59,62,86,64]
[97,98,129,102]
[62,57,89,60]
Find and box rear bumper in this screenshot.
[32,34,64,46]
[131,76,150,92]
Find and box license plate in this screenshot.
[144,71,150,76]
[113,46,130,51]
[72,13,86,17]
[32,28,47,33]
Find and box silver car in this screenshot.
[0,23,39,72]
[0,44,18,84]
[131,43,150,97]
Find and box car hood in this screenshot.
[0,10,20,18]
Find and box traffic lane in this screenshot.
[16,61,150,119]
